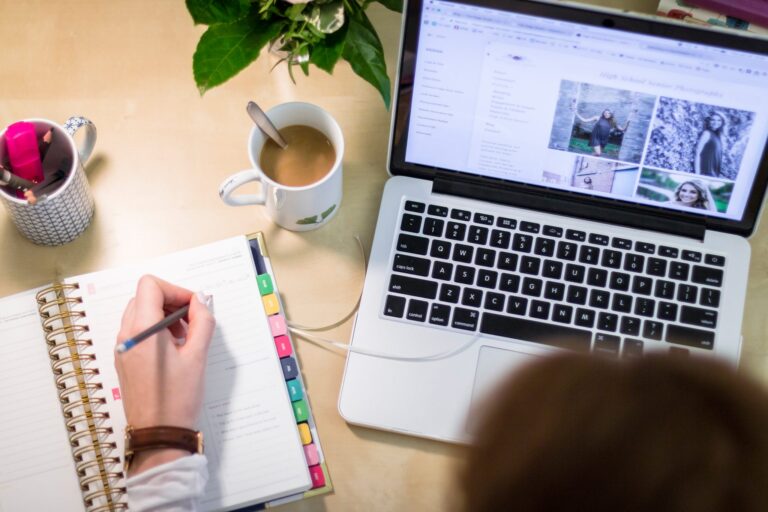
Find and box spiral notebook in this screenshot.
[0,234,331,511]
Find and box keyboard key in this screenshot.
[439,284,460,303]
[589,289,610,309]
[484,292,505,311]
[676,284,698,303]
[574,308,595,328]
[431,261,453,281]
[659,246,679,258]
[452,308,479,331]
[389,274,437,299]
[680,306,718,329]
[431,240,452,259]
[634,298,655,317]
[544,281,565,301]
[566,285,588,305]
[497,217,517,229]
[477,269,498,289]
[490,229,511,249]
[553,304,573,324]
[530,300,551,319]
[544,225,563,237]
[498,252,518,271]
[461,288,483,307]
[520,221,540,233]
[429,304,451,326]
[594,333,620,356]
[452,244,473,263]
[635,242,655,254]
[446,222,467,241]
[500,274,520,293]
[455,265,476,285]
[406,299,428,322]
[480,313,592,351]
[589,233,609,246]
[657,301,678,321]
[623,339,644,358]
[623,254,645,273]
[565,229,586,242]
[669,261,690,281]
[612,293,632,313]
[565,264,585,283]
[643,320,663,341]
[654,280,675,299]
[397,234,428,255]
[609,272,630,291]
[597,312,618,332]
[705,254,726,266]
[612,237,632,250]
[468,225,489,245]
[542,260,563,279]
[666,324,715,350]
[586,268,607,287]
[475,248,496,267]
[451,209,471,221]
[682,250,702,262]
[513,234,533,253]
[427,204,448,217]
[601,249,622,269]
[579,245,600,265]
[631,276,652,296]
[522,277,543,297]
[393,254,430,276]
[383,295,405,318]
[534,238,555,257]
[520,256,541,275]
[474,213,494,225]
[700,288,721,308]
[646,257,667,277]
[620,316,641,336]
[557,241,577,261]
[401,214,422,233]
[506,296,528,315]
[422,217,444,237]
[692,266,723,287]
[404,200,425,213]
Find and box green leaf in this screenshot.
[306,1,345,34]
[297,215,319,225]
[342,10,391,109]
[321,204,336,219]
[310,22,347,73]
[193,16,284,94]
[186,0,250,25]
[374,0,403,12]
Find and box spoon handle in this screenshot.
[247,101,288,149]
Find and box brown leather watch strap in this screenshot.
[124,426,203,472]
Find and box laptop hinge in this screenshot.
[432,175,706,241]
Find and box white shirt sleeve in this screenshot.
[126,454,209,512]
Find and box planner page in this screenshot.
[0,291,86,511]
[73,236,311,510]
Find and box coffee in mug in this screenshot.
[259,125,336,187]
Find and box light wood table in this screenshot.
[1,1,765,510]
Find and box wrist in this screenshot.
[124,425,204,476]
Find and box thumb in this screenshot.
[185,292,216,356]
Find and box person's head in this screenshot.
[675,180,709,208]
[705,113,725,134]
[463,353,768,512]
[601,109,613,119]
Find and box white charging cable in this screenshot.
[285,236,481,362]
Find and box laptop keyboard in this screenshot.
[382,199,726,357]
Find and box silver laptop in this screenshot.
[339,0,768,443]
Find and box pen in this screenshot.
[115,304,190,353]
[0,165,36,191]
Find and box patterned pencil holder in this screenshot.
[0,117,96,246]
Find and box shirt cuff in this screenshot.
[126,454,208,512]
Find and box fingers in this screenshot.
[184,292,216,357]
[133,275,194,327]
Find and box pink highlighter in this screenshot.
[5,122,44,197]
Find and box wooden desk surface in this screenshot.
[2,1,766,510]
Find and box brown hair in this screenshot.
[462,354,768,512]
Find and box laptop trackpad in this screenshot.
[466,345,542,435]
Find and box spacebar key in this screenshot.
[480,313,592,352]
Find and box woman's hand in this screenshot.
[114,275,215,474]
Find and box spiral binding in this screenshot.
[36,284,127,511]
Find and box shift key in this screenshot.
[389,274,438,299]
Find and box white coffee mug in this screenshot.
[219,102,343,231]
[0,116,96,246]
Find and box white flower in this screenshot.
[284,0,313,4]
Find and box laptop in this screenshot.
[339,0,768,443]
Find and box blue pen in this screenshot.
[116,304,190,353]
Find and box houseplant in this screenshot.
[187,0,402,109]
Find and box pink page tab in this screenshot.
[303,444,319,466]
[309,464,325,489]
[274,335,292,358]
[268,314,287,337]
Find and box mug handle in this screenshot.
[219,169,266,206]
[64,116,97,164]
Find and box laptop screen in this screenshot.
[392,0,768,231]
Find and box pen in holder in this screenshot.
[0,117,97,246]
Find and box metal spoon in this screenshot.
[247,101,288,149]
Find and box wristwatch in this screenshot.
[124,426,203,472]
